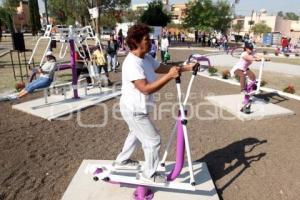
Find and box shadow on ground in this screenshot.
[255,92,290,104]
[196,137,267,200]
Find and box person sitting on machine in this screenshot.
[230,42,263,94]
[9,51,57,100]
[112,24,196,184]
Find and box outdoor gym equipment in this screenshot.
[240,58,266,114]
[28,25,104,102]
[185,54,211,70]
[92,63,201,200]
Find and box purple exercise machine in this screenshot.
[241,58,265,114]
[93,63,201,200]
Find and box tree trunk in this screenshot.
[44,0,49,24]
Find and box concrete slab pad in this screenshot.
[206,94,295,121]
[61,160,219,200]
[12,87,121,121]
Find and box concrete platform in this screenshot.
[206,94,295,121]
[12,87,121,121]
[61,160,219,200]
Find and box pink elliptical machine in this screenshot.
[92,63,201,200]
[241,58,268,114]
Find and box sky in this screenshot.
[131,0,300,16]
[36,0,300,16]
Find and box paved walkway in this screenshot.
[207,54,300,76]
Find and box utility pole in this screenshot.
[44,0,49,24]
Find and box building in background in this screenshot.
[13,0,31,31]
[131,3,148,11]
[231,10,300,45]
[170,3,187,24]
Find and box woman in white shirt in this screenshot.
[113,24,195,183]
[160,35,169,64]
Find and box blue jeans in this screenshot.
[25,77,52,93]
[107,54,117,71]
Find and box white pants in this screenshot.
[116,105,161,178]
[107,54,117,71]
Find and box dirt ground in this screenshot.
[0,49,300,200]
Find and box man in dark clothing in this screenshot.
[106,35,119,72]
[75,46,92,85]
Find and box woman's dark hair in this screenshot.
[46,55,56,61]
[126,24,151,50]
[244,42,254,51]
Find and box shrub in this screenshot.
[263,50,268,55]
[15,81,25,92]
[222,69,230,79]
[283,84,295,94]
[208,67,218,76]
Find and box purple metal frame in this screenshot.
[133,114,186,200]
[93,62,200,200]
[70,39,79,99]
[243,79,257,105]
[188,54,211,68]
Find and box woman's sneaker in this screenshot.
[113,159,140,170]
[140,172,166,184]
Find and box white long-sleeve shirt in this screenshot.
[160,38,169,51]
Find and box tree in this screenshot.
[277,11,299,21]
[285,12,299,21]
[277,11,284,17]
[0,0,19,47]
[232,21,243,34]
[251,22,271,36]
[140,0,171,27]
[184,0,232,33]
[123,9,142,23]
[47,0,130,34]
[212,0,232,33]
[28,0,42,35]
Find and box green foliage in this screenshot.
[208,67,218,76]
[285,12,299,21]
[123,9,141,23]
[277,11,284,17]
[184,0,232,33]
[0,2,15,34]
[277,11,299,21]
[232,21,243,34]
[99,12,118,28]
[140,0,171,27]
[29,0,41,35]
[47,0,130,33]
[251,22,271,36]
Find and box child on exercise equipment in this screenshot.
[230,42,268,94]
